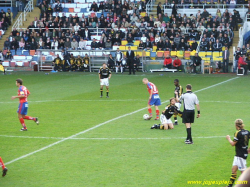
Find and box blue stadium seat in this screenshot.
[32,56,38,61]
[16,50,22,56]
[150,52,156,57]
[96,12,102,18]
[110,51,116,58]
[10,49,16,55]
[62,8,69,12]
[134,37,141,40]
[81,8,87,13]
[103,12,108,17]
[23,50,29,56]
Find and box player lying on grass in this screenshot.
[151,97,182,130]
[0,157,7,177]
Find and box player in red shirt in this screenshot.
[0,157,7,177]
[142,78,161,120]
[11,78,39,131]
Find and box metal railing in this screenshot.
[12,13,22,31]
[196,29,205,53]
[12,0,34,31]
[23,0,33,22]
[0,0,15,7]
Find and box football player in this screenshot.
[226,119,250,187]
[99,63,112,98]
[173,79,183,125]
[0,157,7,177]
[151,97,182,130]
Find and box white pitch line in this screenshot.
[5,77,239,166]
[0,135,225,140]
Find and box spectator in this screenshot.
[90,1,98,12]
[105,38,112,50]
[19,38,25,50]
[5,49,12,59]
[192,53,202,73]
[54,1,62,12]
[173,56,182,71]
[45,37,51,49]
[91,38,99,50]
[51,38,59,50]
[157,2,162,16]
[38,38,44,49]
[163,54,172,69]
[213,39,223,51]
[30,38,38,50]
[107,54,115,71]
[157,39,164,51]
[138,40,145,50]
[145,38,152,51]
[11,38,18,50]
[71,38,78,50]
[4,38,11,50]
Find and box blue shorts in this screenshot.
[148,94,161,106]
[17,102,28,115]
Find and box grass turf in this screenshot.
[0,72,249,187]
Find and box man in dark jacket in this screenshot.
[126,46,135,75]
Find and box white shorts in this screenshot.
[232,156,247,171]
[160,114,172,124]
[175,102,181,110]
[100,78,109,86]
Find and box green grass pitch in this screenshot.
[0,72,249,187]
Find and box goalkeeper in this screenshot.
[151,97,182,130]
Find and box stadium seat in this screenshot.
[152,45,157,52]
[177,51,184,58]
[69,8,74,12]
[81,8,86,13]
[157,51,164,58]
[96,12,102,18]
[150,52,156,59]
[10,49,16,55]
[203,62,211,74]
[30,50,36,56]
[110,52,116,57]
[32,56,38,61]
[199,51,206,58]
[170,51,177,57]
[133,40,140,46]
[91,12,96,18]
[3,50,7,56]
[190,50,196,56]
[143,51,150,57]
[140,12,146,17]
[23,50,29,56]
[213,56,223,61]
[184,51,191,59]
[62,8,69,12]
[164,51,170,57]
[237,67,244,75]
[23,61,30,67]
[16,50,22,56]
[206,51,212,57]
[74,8,81,13]
[130,46,137,50]
[134,37,141,40]
[10,62,16,67]
[121,40,128,45]
[119,45,126,50]
[136,51,142,57]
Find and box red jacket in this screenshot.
[173,59,182,67]
[238,56,247,68]
[164,57,172,66]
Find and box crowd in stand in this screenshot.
[0,0,246,61]
[0,9,12,33]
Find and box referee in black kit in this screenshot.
[175,84,200,144]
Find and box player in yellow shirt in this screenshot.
[0,61,5,75]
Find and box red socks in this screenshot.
[19,118,26,129]
[24,116,34,120]
[156,110,160,117]
[0,157,5,170]
[148,108,152,116]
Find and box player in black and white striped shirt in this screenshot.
[175,84,200,144]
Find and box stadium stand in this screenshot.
[0,0,249,73]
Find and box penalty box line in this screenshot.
[5,77,239,166]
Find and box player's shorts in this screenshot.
[232,156,247,171]
[175,102,181,110]
[116,61,121,66]
[160,114,172,124]
[182,110,194,123]
[17,102,28,115]
[100,78,109,86]
[148,94,161,106]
